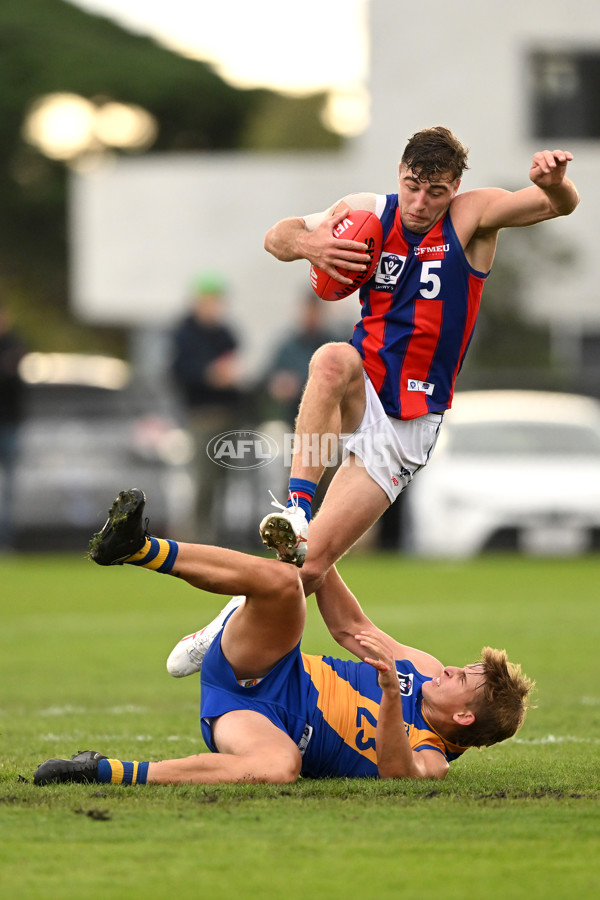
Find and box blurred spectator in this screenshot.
[260,290,338,425]
[0,305,27,551]
[170,271,243,542]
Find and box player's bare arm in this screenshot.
[265,200,374,283]
[360,631,449,780]
[316,567,444,677]
[463,149,578,231]
[452,149,579,271]
[314,565,381,656]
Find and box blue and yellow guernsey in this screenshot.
[200,637,466,778]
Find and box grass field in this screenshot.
[1,550,599,899]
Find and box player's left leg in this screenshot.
[166,595,246,678]
[149,711,302,784]
[34,711,302,786]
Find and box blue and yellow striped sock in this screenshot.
[287,478,316,523]
[97,758,149,785]
[125,537,179,573]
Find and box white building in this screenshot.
[70,0,600,382]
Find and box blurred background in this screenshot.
[1,0,599,556]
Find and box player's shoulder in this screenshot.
[304,192,380,232]
[450,187,511,235]
[338,192,379,213]
[452,187,511,213]
[391,644,443,678]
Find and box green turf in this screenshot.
[1,552,599,898]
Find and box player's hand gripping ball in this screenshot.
[310,210,383,302]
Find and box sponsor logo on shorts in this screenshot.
[407,379,434,395]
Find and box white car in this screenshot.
[404,390,600,557]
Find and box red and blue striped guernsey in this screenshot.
[351,193,488,420]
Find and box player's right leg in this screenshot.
[168,463,390,673]
[299,456,391,596]
[260,342,366,566]
[88,488,307,683]
[88,488,149,565]
[161,541,306,678]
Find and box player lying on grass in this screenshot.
[34,489,533,787]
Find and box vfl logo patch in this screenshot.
[297,724,313,757]
[374,252,406,289]
[396,671,414,696]
[407,379,434,396]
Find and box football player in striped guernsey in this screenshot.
[259,127,579,588]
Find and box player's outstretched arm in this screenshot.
[315,566,443,676]
[467,148,579,233]
[359,631,449,780]
[315,564,381,657]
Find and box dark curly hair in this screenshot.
[401,126,469,182]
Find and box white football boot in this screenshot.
[166,596,245,678]
[259,492,309,567]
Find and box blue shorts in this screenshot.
[200,634,310,753]
[199,634,383,778]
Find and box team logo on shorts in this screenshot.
[396,671,414,696]
[374,252,406,289]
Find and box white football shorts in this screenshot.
[341,372,443,503]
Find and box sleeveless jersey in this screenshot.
[199,636,466,779]
[351,193,488,420]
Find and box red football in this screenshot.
[310,209,383,302]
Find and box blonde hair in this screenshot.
[455,647,535,749]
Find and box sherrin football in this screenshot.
[310,209,383,302]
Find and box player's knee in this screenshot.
[300,557,327,597]
[308,342,361,393]
[278,761,301,783]
[266,561,303,604]
[260,752,301,784]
